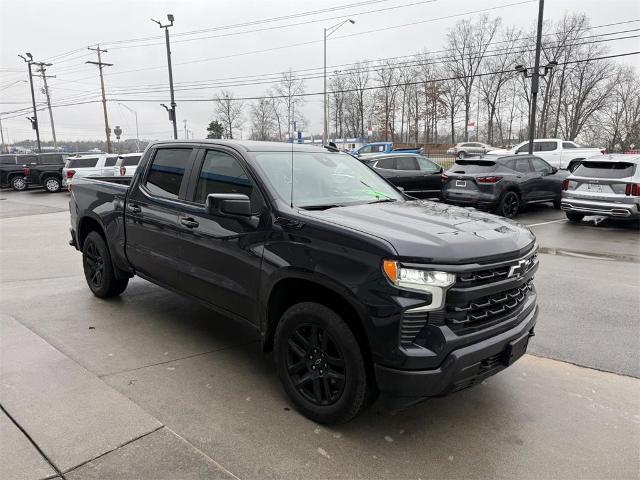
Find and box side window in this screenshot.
[562,142,577,149]
[360,145,372,154]
[145,148,192,199]
[516,144,529,154]
[536,141,558,152]
[104,156,118,167]
[124,155,141,166]
[417,157,439,172]
[396,156,419,170]
[514,158,533,173]
[531,157,552,174]
[375,158,396,170]
[194,150,253,204]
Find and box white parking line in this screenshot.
[525,219,567,227]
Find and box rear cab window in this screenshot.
[573,161,636,179]
[144,148,192,199]
[67,158,98,168]
[374,158,395,170]
[0,155,16,165]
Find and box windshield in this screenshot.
[253,150,403,209]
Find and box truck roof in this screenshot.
[147,139,331,153]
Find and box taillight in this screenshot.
[23,167,30,177]
[120,165,126,176]
[625,183,640,196]
[441,173,449,182]
[476,176,503,184]
[562,179,569,191]
[66,170,75,178]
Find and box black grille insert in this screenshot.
[446,279,533,333]
[400,310,428,347]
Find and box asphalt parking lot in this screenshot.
[1,188,639,480]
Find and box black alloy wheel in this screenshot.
[82,231,129,298]
[84,240,105,290]
[499,191,520,218]
[274,302,371,424]
[286,324,346,406]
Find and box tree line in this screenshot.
[207,12,639,151]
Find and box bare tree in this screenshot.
[273,69,305,139]
[375,59,400,141]
[214,89,244,139]
[345,61,371,138]
[441,78,463,144]
[249,97,276,141]
[446,14,501,141]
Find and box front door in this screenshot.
[177,148,267,324]
[125,147,196,289]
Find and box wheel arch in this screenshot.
[77,214,107,250]
[263,276,372,367]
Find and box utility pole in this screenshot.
[515,0,556,154]
[152,14,177,139]
[18,53,41,152]
[35,62,57,149]
[86,45,113,153]
[323,19,355,145]
[183,119,188,139]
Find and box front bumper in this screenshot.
[561,198,640,218]
[374,304,537,402]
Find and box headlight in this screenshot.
[383,260,455,311]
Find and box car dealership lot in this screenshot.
[1,189,638,479]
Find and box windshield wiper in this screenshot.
[299,204,344,211]
[359,180,394,200]
[367,198,397,204]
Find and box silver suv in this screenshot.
[561,154,639,222]
[447,142,493,159]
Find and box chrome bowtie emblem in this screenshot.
[508,258,531,279]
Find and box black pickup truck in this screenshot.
[69,140,539,424]
[22,153,69,192]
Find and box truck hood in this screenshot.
[302,201,535,264]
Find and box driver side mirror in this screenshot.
[550,167,558,175]
[206,193,252,217]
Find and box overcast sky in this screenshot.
[1,0,639,144]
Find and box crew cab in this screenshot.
[69,140,539,424]
[22,153,69,192]
[488,139,604,171]
[352,142,423,159]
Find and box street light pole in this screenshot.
[118,103,140,152]
[18,53,41,153]
[323,19,355,145]
[152,14,177,140]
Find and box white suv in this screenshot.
[113,153,142,177]
[62,154,118,189]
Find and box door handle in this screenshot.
[180,217,199,229]
[128,204,142,214]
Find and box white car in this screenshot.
[446,142,493,159]
[113,153,142,177]
[62,154,118,188]
[487,139,604,170]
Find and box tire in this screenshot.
[497,191,520,218]
[10,176,27,191]
[565,211,584,223]
[43,176,61,193]
[274,302,370,424]
[457,151,466,160]
[82,231,128,298]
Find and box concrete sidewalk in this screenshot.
[0,315,236,480]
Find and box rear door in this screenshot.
[534,141,561,167]
[176,147,267,323]
[509,157,539,201]
[392,156,422,192]
[102,156,118,176]
[125,146,197,289]
[369,157,397,181]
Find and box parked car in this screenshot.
[363,153,443,198]
[441,155,566,218]
[488,139,604,171]
[352,142,423,158]
[62,154,118,189]
[69,140,539,424]
[561,154,640,222]
[113,153,142,177]
[0,154,27,190]
[446,142,493,159]
[22,153,69,193]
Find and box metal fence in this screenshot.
[424,152,456,170]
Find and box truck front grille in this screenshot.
[446,279,533,334]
